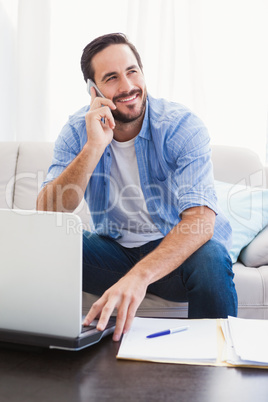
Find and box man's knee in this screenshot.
[194,239,231,263]
[181,239,234,286]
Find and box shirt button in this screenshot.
[107,152,110,157]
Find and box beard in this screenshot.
[111,88,147,124]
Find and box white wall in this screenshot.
[1,0,268,162]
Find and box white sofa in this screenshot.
[1,142,268,319]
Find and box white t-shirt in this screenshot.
[108,137,164,247]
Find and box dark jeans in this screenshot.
[82,232,238,318]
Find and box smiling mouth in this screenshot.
[117,93,139,103]
[114,91,141,104]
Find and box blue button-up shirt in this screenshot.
[43,94,232,250]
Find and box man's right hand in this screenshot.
[85,87,116,152]
[36,87,116,213]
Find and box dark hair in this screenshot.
[81,33,143,82]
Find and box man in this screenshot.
[37,33,237,341]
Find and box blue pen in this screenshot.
[146,325,189,339]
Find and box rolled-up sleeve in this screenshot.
[166,117,218,217]
[41,119,85,188]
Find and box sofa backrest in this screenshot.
[0,142,91,227]
[13,142,54,210]
[0,142,267,227]
[211,145,267,188]
[0,142,19,210]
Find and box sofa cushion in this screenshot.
[82,291,188,318]
[232,262,268,318]
[215,180,268,264]
[239,225,268,267]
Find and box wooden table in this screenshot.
[1,335,268,402]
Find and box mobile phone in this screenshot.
[87,79,105,98]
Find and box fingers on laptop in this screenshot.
[83,294,135,341]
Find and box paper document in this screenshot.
[221,316,268,366]
[117,316,268,368]
[117,317,218,364]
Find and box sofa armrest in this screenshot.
[239,225,268,267]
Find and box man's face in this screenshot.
[92,44,147,124]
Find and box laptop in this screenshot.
[0,209,115,351]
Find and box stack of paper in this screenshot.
[221,316,268,367]
[117,316,268,368]
[117,317,218,364]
